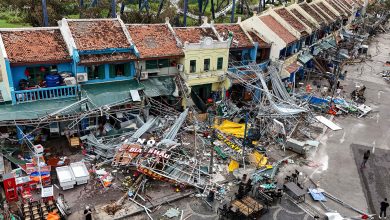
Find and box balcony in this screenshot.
[13,85,79,104]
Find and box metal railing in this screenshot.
[13,85,79,104]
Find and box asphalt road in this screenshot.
[306,30,390,218]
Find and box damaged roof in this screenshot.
[275,8,307,34]
[247,31,271,48]
[299,3,326,26]
[260,15,297,45]
[67,19,131,51]
[311,3,334,23]
[290,9,318,30]
[333,0,353,15]
[317,2,339,19]
[174,27,219,44]
[214,24,253,49]
[126,24,183,59]
[78,53,137,65]
[0,28,71,66]
[326,0,349,16]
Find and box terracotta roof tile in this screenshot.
[299,3,326,26]
[259,15,297,45]
[290,9,317,30]
[285,62,301,74]
[174,27,218,43]
[311,3,333,23]
[126,24,183,59]
[318,2,339,19]
[78,52,137,65]
[326,0,349,16]
[214,24,253,49]
[0,28,71,65]
[332,0,353,15]
[247,31,271,48]
[68,19,131,51]
[340,0,353,8]
[275,8,306,34]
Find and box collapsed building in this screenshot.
[0,0,387,219]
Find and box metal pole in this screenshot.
[41,0,48,27]
[230,0,236,23]
[183,0,188,26]
[209,129,214,174]
[111,0,117,18]
[242,111,248,169]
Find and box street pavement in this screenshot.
[306,30,390,218]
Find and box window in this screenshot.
[146,59,170,70]
[217,57,223,70]
[190,60,196,73]
[109,63,131,78]
[204,59,210,71]
[24,66,57,87]
[87,65,105,80]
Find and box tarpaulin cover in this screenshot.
[249,151,268,167]
[214,120,246,138]
[228,159,239,172]
[309,188,327,201]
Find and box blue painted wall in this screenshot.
[77,61,136,84]
[10,62,73,90]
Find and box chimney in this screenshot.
[202,16,208,25]
[253,11,257,17]
[165,17,170,24]
[237,17,242,23]
[210,20,215,26]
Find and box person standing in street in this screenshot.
[84,205,92,220]
[380,198,389,219]
[361,150,370,169]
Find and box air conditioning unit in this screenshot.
[218,75,225,81]
[140,72,148,80]
[33,144,44,156]
[177,64,184,72]
[76,73,88,82]
[64,77,76,85]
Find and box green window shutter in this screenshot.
[217,57,223,70]
[159,59,169,68]
[124,63,131,76]
[109,64,115,78]
[146,60,158,70]
[98,65,106,79]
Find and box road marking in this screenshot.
[376,113,380,124]
[372,140,376,154]
[378,91,384,100]
[340,131,346,144]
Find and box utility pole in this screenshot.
[230,0,236,23]
[111,0,117,18]
[41,0,48,27]
[183,0,188,26]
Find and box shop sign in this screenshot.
[216,133,242,153]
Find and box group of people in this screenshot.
[236,174,253,200]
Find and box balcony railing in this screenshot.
[13,85,79,104]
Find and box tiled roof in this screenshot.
[326,0,349,16]
[290,9,317,30]
[285,62,301,74]
[333,0,353,15]
[247,31,271,48]
[341,0,353,9]
[126,24,183,59]
[0,28,71,65]
[78,52,137,65]
[318,2,339,19]
[67,19,131,51]
[174,27,218,43]
[260,15,297,45]
[275,8,306,34]
[299,3,326,26]
[214,24,253,49]
[311,3,333,23]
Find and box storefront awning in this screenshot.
[298,53,314,64]
[141,76,176,97]
[281,62,302,79]
[81,80,143,107]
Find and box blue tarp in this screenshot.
[309,188,327,202]
[302,95,329,105]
